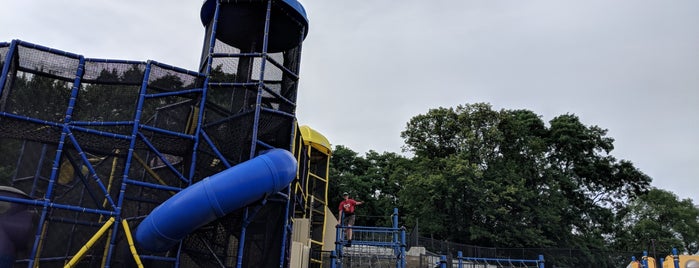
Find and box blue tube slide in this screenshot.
[135,149,297,252]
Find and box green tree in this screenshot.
[329,145,410,227]
[615,188,699,254]
[398,102,652,252]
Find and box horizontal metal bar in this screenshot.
[84,58,147,65]
[260,107,295,118]
[139,125,196,139]
[124,178,183,192]
[71,121,135,127]
[210,52,263,58]
[0,195,116,216]
[69,125,133,140]
[144,88,204,98]
[149,60,205,77]
[139,255,178,262]
[0,112,63,127]
[207,82,258,87]
[46,216,105,228]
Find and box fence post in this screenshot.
[672,248,679,268]
[439,255,447,268]
[457,251,463,268]
[400,227,407,268]
[335,221,343,265]
[642,250,649,268]
[330,250,337,268]
[538,254,545,268]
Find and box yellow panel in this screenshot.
[323,206,339,251]
[663,255,699,268]
[299,125,332,155]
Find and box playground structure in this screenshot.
[627,248,699,268]
[0,0,340,267]
[333,208,407,268]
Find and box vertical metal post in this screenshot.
[672,248,680,268]
[393,208,399,268]
[335,220,343,268]
[28,54,85,267]
[28,144,48,196]
[104,60,152,268]
[439,255,447,268]
[330,250,338,268]
[538,254,545,268]
[0,40,17,98]
[642,250,649,268]
[400,227,406,268]
[457,251,463,268]
[236,208,250,268]
[249,0,273,158]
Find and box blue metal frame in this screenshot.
[334,208,407,268]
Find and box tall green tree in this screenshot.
[398,103,652,251]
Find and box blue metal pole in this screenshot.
[642,250,649,268]
[538,254,545,268]
[393,208,399,268]
[439,255,447,268]
[330,250,337,268]
[0,40,17,95]
[672,248,679,268]
[249,0,273,159]
[27,54,85,268]
[457,251,463,268]
[400,227,406,268]
[28,144,48,196]
[279,185,292,268]
[10,140,25,186]
[236,208,250,268]
[335,221,343,268]
[104,60,152,268]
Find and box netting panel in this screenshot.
[17,45,79,80]
[0,44,8,68]
[82,60,146,85]
[147,64,203,93]
[202,112,255,165]
[73,82,140,123]
[3,70,74,122]
[214,38,242,54]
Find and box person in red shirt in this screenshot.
[338,192,363,245]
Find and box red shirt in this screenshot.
[339,199,358,214]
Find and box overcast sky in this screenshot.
[2,1,697,203]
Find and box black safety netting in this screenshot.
[0,43,8,70]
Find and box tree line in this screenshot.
[328,103,699,260]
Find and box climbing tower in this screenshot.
[191,0,309,267]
